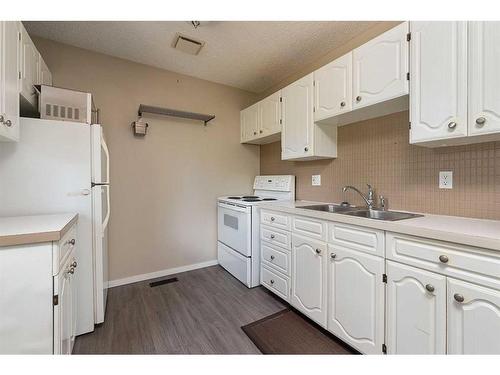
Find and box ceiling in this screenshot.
[24,21,378,93]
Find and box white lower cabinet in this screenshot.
[386,261,446,354]
[447,278,500,354]
[327,244,385,354]
[290,233,327,327]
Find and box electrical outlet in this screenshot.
[312,175,321,186]
[439,171,453,189]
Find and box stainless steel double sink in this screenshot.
[299,204,423,221]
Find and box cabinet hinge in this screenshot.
[409,122,412,130]
[313,80,316,87]
[53,295,59,306]
[280,97,282,103]
[313,106,316,113]
[279,119,282,125]
[18,32,21,41]
[382,344,387,354]
[382,274,387,283]
[406,72,410,81]
[18,71,21,79]
[407,32,411,42]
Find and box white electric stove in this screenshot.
[217,175,295,287]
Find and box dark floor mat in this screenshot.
[242,308,358,355]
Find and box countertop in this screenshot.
[259,201,500,252]
[0,213,78,247]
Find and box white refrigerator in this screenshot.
[0,118,110,335]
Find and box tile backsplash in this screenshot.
[260,111,500,220]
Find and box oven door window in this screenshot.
[217,204,251,257]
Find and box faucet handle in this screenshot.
[379,195,387,211]
[367,184,374,199]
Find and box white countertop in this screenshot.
[0,213,78,247]
[260,201,500,252]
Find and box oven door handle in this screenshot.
[218,201,250,213]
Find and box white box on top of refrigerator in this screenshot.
[39,85,93,124]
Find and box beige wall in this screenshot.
[261,112,500,220]
[33,37,259,282]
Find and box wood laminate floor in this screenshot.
[73,265,286,354]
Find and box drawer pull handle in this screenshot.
[315,248,321,254]
[356,96,362,102]
[270,255,275,261]
[448,121,457,130]
[439,255,449,263]
[270,217,275,221]
[304,147,309,152]
[425,284,435,293]
[454,293,465,303]
[68,239,76,246]
[330,253,336,259]
[270,279,275,285]
[68,267,75,275]
[476,117,486,126]
[270,234,275,239]
[71,261,78,268]
[4,119,12,127]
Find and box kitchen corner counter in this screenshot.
[0,213,78,247]
[259,201,500,252]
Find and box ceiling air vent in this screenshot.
[173,33,205,55]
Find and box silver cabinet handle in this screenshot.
[425,284,435,293]
[356,96,362,102]
[68,239,76,246]
[270,255,275,261]
[340,101,346,107]
[259,130,263,134]
[448,121,457,129]
[270,234,275,239]
[270,279,275,284]
[476,117,486,126]
[0,115,4,123]
[304,147,309,152]
[71,261,77,268]
[4,119,12,127]
[454,293,465,303]
[330,253,336,259]
[253,131,257,135]
[439,255,449,263]
[68,267,75,275]
[270,217,275,222]
[315,248,321,254]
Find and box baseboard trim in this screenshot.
[108,259,219,288]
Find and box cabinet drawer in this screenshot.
[261,241,291,276]
[261,225,291,250]
[260,210,291,231]
[387,232,500,289]
[292,215,327,241]
[53,224,77,275]
[261,265,290,302]
[328,222,384,257]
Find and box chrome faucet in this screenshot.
[342,184,375,209]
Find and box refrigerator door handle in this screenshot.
[102,185,111,234]
[101,133,110,184]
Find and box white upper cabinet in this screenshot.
[468,22,500,137]
[314,52,352,121]
[291,233,328,327]
[20,25,39,109]
[410,22,468,145]
[240,103,259,143]
[447,278,500,354]
[386,261,446,354]
[327,245,385,354]
[353,22,409,110]
[39,55,52,86]
[281,74,314,159]
[0,21,20,142]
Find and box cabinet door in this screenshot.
[352,22,409,110]
[468,21,500,136]
[240,103,259,143]
[410,22,468,144]
[448,278,500,354]
[386,261,446,354]
[327,245,385,354]
[314,52,352,121]
[259,90,281,137]
[291,233,327,327]
[0,21,20,142]
[281,73,314,160]
[39,55,52,86]
[20,25,39,107]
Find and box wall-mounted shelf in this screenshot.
[138,104,215,126]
